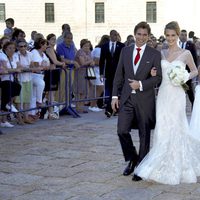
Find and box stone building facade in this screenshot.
[0,0,199,47]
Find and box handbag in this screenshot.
[86,67,96,80]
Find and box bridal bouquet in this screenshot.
[167,65,190,91]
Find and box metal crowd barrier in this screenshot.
[0,65,108,119]
[65,65,108,118]
[0,65,197,119]
[0,67,69,117]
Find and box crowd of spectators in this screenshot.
[0,17,199,128]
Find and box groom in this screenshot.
[111,21,162,181]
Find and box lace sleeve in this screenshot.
[161,49,166,60]
[185,50,198,79]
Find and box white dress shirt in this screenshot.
[112,44,146,99]
[180,41,186,49]
[109,41,116,52]
[133,44,146,73]
[131,44,146,93]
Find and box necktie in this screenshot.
[111,42,115,56]
[181,42,184,49]
[134,48,141,65]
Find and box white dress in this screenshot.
[90,47,104,86]
[190,84,200,138]
[134,50,200,185]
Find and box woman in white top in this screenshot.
[30,38,50,116]
[15,39,35,124]
[0,41,22,127]
[90,35,110,111]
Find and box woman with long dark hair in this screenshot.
[44,33,65,119]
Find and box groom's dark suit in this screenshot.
[112,44,162,165]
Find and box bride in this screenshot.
[134,21,200,185]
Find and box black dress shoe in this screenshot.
[123,160,136,176]
[105,111,112,118]
[132,174,142,181]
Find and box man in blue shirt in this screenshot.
[56,31,79,105]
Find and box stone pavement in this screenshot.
[0,109,200,200]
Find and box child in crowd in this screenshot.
[4,18,15,39]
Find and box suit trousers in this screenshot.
[117,94,151,163]
[104,79,113,113]
[186,79,194,106]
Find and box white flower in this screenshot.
[167,65,190,90]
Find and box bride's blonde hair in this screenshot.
[164,21,180,36]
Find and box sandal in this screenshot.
[48,113,59,120]
[17,113,25,125]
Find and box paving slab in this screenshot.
[0,103,199,200]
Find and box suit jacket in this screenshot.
[112,45,162,128]
[99,41,125,83]
[185,41,198,69]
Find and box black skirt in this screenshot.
[43,68,60,91]
[1,80,21,111]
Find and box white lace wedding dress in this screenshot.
[134,49,200,185]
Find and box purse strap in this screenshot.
[6,54,18,80]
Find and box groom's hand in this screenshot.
[111,98,119,112]
[128,79,140,90]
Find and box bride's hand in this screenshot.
[151,67,157,77]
